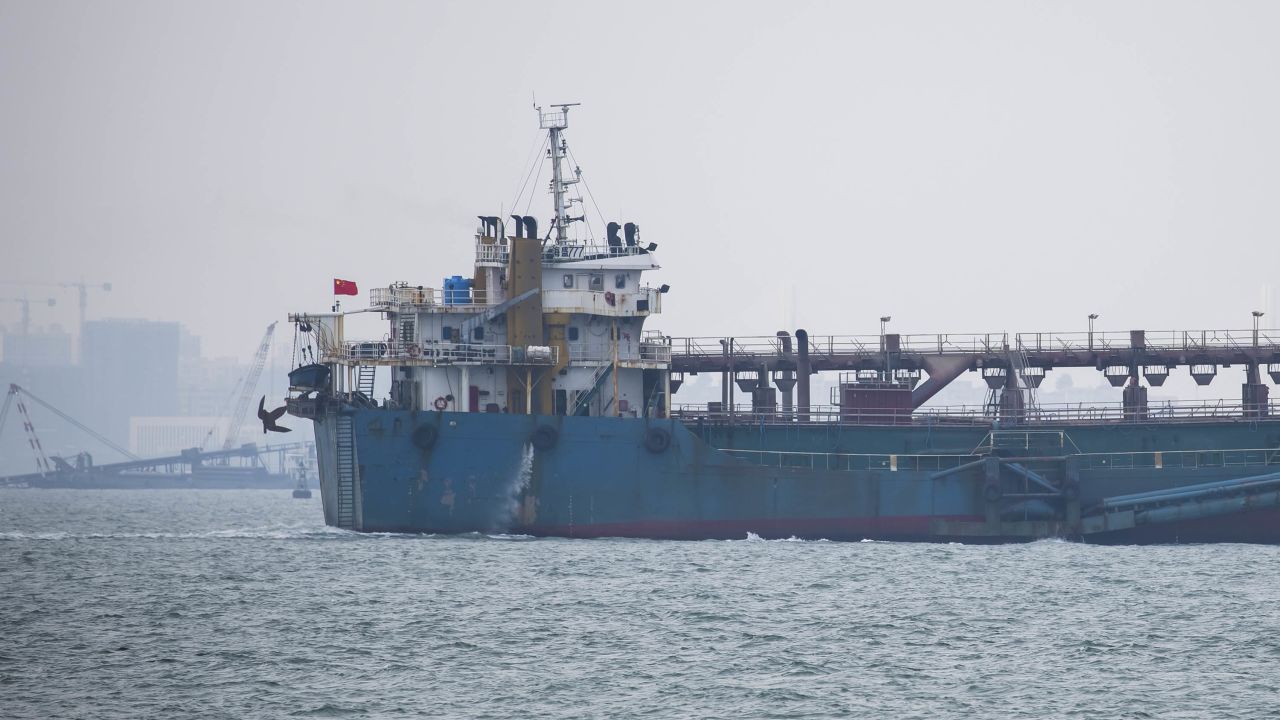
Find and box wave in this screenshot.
[737,532,829,543]
[0,524,354,541]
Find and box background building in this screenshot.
[129,416,226,458]
[81,319,180,448]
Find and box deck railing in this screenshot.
[568,342,673,365]
[323,340,558,366]
[722,446,1280,473]
[669,328,1280,359]
[723,449,973,472]
[672,399,1280,426]
[474,240,652,266]
[1074,447,1280,471]
[369,286,493,311]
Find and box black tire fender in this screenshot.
[644,427,672,454]
[412,424,439,450]
[1061,480,1081,501]
[531,425,558,451]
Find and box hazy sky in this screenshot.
[2,0,1278,362]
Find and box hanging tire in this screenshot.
[531,425,558,451]
[983,483,1003,503]
[644,427,672,454]
[412,424,438,450]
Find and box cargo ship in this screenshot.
[286,105,1280,543]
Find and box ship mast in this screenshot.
[539,103,580,245]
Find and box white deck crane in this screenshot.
[220,322,277,450]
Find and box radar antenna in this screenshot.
[538,103,581,245]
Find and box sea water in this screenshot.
[2,488,1278,719]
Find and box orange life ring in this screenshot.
[432,396,449,411]
[407,343,421,358]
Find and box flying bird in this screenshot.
[258,396,291,434]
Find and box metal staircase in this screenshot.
[460,287,539,339]
[1008,343,1039,415]
[355,365,376,399]
[334,415,357,529]
[571,364,615,416]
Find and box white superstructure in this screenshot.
[291,105,673,420]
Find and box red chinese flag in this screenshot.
[333,278,358,296]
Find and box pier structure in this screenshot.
[0,441,315,488]
[668,328,1280,423]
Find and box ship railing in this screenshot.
[668,329,1280,360]
[669,333,1014,359]
[568,342,672,365]
[671,399,1280,426]
[1074,447,1280,472]
[725,446,1280,474]
[475,241,509,265]
[324,340,558,366]
[723,449,975,473]
[544,243,651,261]
[475,240,652,264]
[369,285,494,311]
[1015,329,1280,353]
[812,333,1012,356]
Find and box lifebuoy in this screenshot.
[643,427,672,454]
[407,343,421,358]
[530,425,558,451]
[432,396,448,411]
[412,424,438,449]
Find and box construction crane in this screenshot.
[56,279,112,334]
[0,383,139,475]
[219,322,278,451]
[0,280,110,362]
[0,296,57,335]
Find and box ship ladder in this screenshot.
[334,414,358,529]
[1008,343,1039,416]
[571,364,615,416]
[355,365,376,399]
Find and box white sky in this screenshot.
[3,0,1278,363]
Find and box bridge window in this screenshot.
[615,273,627,289]
[589,273,604,291]
[562,274,574,289]
[568,327,580,341]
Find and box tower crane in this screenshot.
[0,296,57,335]
[0,280,110,362]
[220,322,278,450]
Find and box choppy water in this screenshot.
[2,489,1279,719]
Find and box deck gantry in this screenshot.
[668,328,1280,422]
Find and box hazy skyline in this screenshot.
[3,1,1278,363]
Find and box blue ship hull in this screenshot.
[309,408,1280,544]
